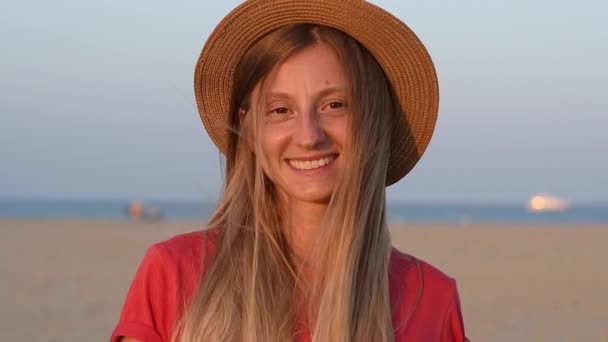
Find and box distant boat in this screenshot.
[527,194,570,212]
[126,201,164,221]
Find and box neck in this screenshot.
[281,199,328,263]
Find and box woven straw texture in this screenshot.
[194,0,439,185]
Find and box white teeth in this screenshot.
[289,156,335,170]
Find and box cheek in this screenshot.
[261,122,291,160]
[259,124,292,183]
[324,116,349,147]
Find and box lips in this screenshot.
[288,155,336,170]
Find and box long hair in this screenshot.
[176,24,401,342]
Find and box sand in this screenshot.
[1,219,607,341]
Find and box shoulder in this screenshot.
[140,227,220,293]
[389,248,467,340]
[111,227,220,342]
[389,247,456,295]
[151,227,220,263]
[139,227,221,297]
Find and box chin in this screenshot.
[276,179,337,205]
[293,189,334,204]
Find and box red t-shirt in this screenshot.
[111,229,468,341]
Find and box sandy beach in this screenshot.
[1,219,607,341]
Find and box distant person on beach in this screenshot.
[112,1,468,341]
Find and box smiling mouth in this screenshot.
[288,155,337,170]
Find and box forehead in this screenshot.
[266,43,347,92]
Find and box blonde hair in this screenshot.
[176,24,401,342]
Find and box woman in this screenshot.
[112,1,468,341]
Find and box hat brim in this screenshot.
[194,0,439,185]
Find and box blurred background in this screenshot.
[1,0,607,341]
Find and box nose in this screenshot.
[294,107,326,149]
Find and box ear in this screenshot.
[238,108,247,123]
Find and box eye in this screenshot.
[323,101,346,111]
[270,107,290,115]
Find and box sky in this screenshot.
[1,0,606,204]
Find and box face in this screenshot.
[250,43,349,205]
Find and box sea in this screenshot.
[1,199,607,224]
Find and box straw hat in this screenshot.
[194,0,439,185]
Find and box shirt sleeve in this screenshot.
[111,244,175,342]
[441,283,469,342]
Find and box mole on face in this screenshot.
[325,79,330,85]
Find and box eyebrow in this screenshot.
[265,86,346,101]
